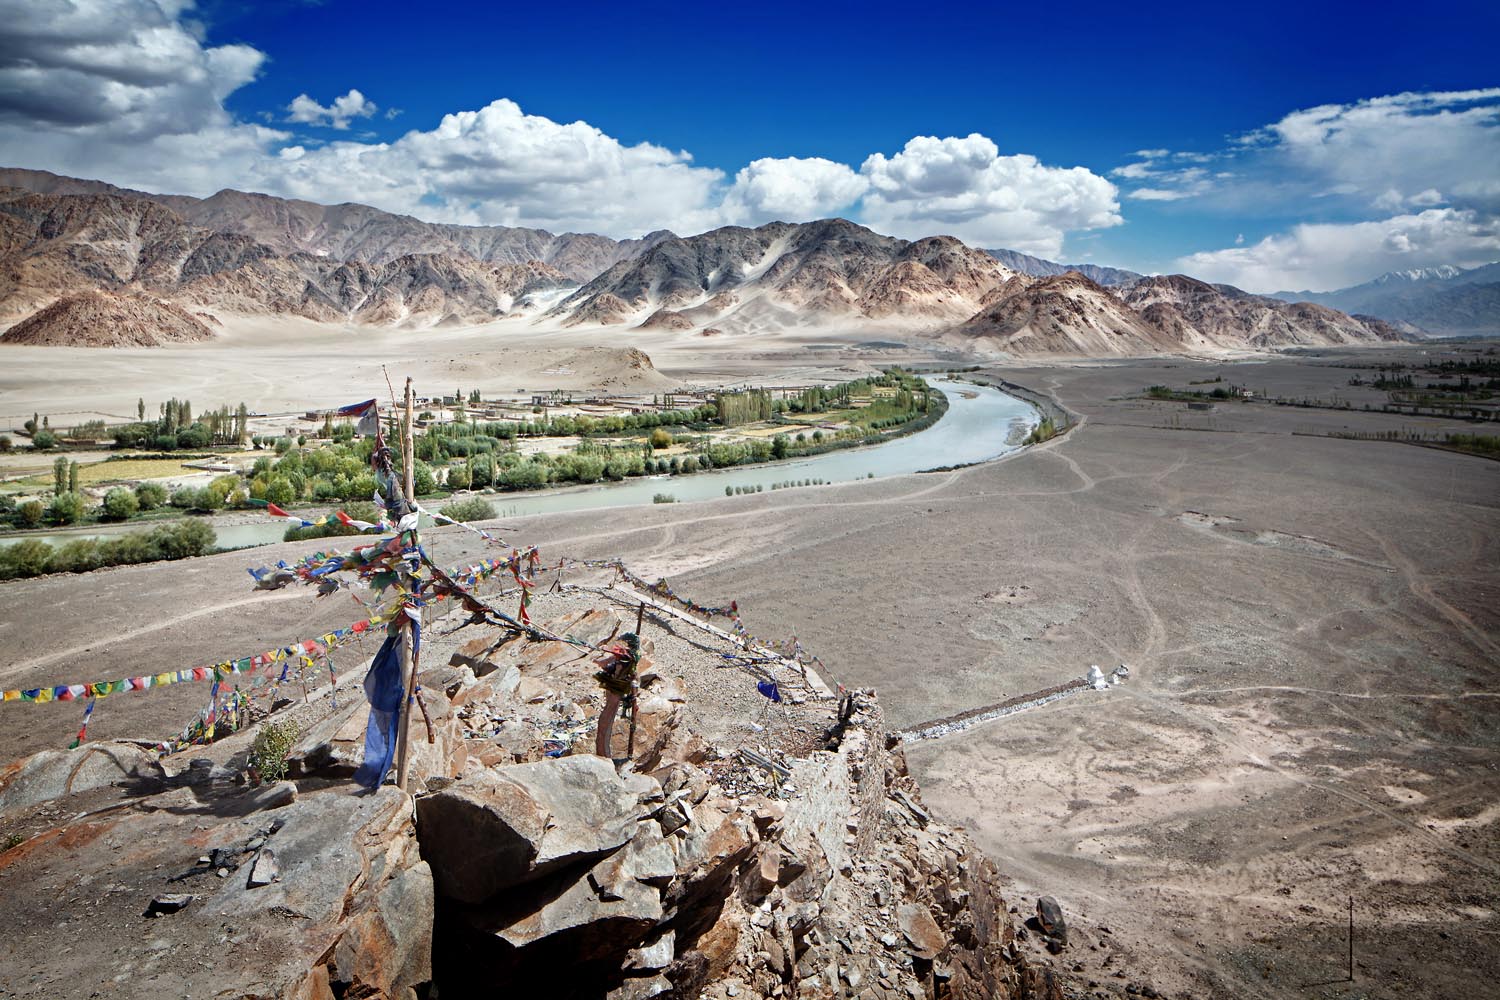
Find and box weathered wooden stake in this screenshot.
[395,380,419,791]
[402,378,415,503]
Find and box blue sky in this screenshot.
[3,0,1499,289]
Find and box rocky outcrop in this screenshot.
[0,776,432,1000]
[0,740,163,810]
[0,597,1059,1000]
[416,755,654,901]
[0,289,217,346]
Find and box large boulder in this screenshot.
[477,824,669,955]
[0,742,163,814]
[0,781,432,1000]
[283,688,464,786]
[416,754,653,903]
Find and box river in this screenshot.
[3,379,1036,553]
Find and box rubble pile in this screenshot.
[0,601,1062,1000]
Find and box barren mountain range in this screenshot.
[0,167,1408,354]
[554,223,1406,352]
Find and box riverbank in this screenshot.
[1,378,1038,560]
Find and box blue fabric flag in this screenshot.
[756,680,782,703]
[353,622,415,789]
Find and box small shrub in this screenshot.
[438,496,496,522]
[652,492,676,504]
[101,487,139,520]
[135,482,167,510]
[31,429,58,451]
[0,539,53,578]
[16,500,44,527]
[248,720,301,784]
[47,491,85,525]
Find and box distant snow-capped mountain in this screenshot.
[1273,262,1500,336]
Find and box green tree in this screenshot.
[32,429,58,451]
[53,456,69,495]
[649,427,673,449]
[176,423,211,449]
[135,482,167,510]
[412,461,437,495]
[137,398,146,421]
[68,460,78,493]
[771,434,789,459]
[101,487,139,520]
[16,500,44,527]
[468,454,493,489]
[265,476,295,506]
[0,435,11,452]
[48,491,85,525]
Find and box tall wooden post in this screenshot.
[403,378,415,502]
[395,379,418,791]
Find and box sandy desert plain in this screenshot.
[1,320,1497,1000]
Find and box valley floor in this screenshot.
[0,343,1495,998]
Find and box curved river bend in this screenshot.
[5,380,1036,553]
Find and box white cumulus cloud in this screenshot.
[1178,208,1500,291]
[857,133,1121,257]
[285,89,378,130]
[719,156,868,225]
[1267,88,1500,213]
[1172,89,1500,290]
[258,99,728,235]
[0,1,1125,250]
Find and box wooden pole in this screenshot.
[402,378,415,503]
[395,610,416,790]
[395,380,418,791]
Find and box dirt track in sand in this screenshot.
[0,346,1497,998]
